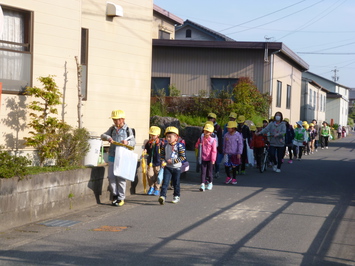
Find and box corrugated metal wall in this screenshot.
[152,46,271,96]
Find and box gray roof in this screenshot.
[176,20,236,42]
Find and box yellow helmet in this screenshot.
[237,115,245,123]
[250,125,256,131]
[309,123,314,127]
[208,113,217,119]
[256,122,263,127]
[227,121,237,128]
[229,112,237,119]
[203,124,214,133]
[205,121,214,126]
[165,126,179,136]
[284,118,289,123]
[304,124,309,130]
[302,121,308,126]
[149,126,161,136]
[110,110,125,119]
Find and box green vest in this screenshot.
[321,126,330,137]
[294,128,305,141]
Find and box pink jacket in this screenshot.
[195,135,217,162]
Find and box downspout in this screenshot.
[269,49,281,118]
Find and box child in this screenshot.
[292,121,308,160]
[159,126,186,205]
[144,126,162,196]
[309,123,316,154]
[251,122,267,169]
[283,118,295,163]
[223,121,243,185]
[101,109,136,207]
[195,123,217,191]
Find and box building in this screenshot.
[302,71,350,126]
[152,4,183,40]
[0,1,153,157]
[152,39,309,124]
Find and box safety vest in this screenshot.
[321,126,330,136]
[294,128,305,141]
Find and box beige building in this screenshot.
[152,4,183,40]
[0,1,153,155]
[152,40,309,124]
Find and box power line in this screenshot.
[219,0,306,32]
[297,52,355,55]
[224,0,324,36]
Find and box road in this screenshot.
[0,133,354,265]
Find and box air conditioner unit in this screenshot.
[106,2,123,17]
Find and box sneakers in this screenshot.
[326,146,328,149]
[199,183,205,192]
[225,177,232,184]
[153,189,160,196]
[206,183,213,190]
[158,196,165,205]
[147,187,154,195]
[231,179,238,185]
[117,200,124,207]
[275,169,281,173]
[288,160,293,164]
[273,165,277,172]
[321,147,324,150]
[112,199,118,206]
[172,196,180,204]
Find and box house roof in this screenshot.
[153,39,309,71]
[176,20,236,42]
[304,71,351,90]
[302,78,330,93]
[327,91,342,99]
[153,4,184,25]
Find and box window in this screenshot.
[151,77,170,96]
[159,30,170,39]
[314,91,316,110]
[276,81,282,107]
[309,89,312,108]
[211,78,238,98]
[80,28,88,100]
[0,5,33,94]
[286,84,291,109]
[186,29,191,38]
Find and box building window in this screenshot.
[309,89,312,108]
[286,84,291,109]
[276,81,282,107]
[314,90,316,110]
[80,28,88,100]
[186,29,191,38]
[211,78,238,98]
[151,77,170,96]
[0,5,33,94]
[159,30,170,39]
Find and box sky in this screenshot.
[154,0,355,88]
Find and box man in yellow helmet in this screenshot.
[101,110,136,207]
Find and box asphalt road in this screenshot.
[0,133,354,265]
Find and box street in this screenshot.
[0,134,354,265]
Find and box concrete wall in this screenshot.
[0,166,143,232]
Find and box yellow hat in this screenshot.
[229,112,237,119]
[304,124,309,130]
[284,118,289,123]
[205,121,214,126]
[250,125,256,131]
[302,121,308,126]
[207,113,217,119]
[309,123,314,127]
[203,124,214,133]
[256,122,263,127]
[165,126,179,136]
[110,110,125,119]
[227,121,237,128]
[237,115,245,123]
[149,126,161,136]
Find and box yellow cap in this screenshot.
[229,112,237,119]
[165,126,179,135]
[207,113,217,119]
[250,125,256,131]
[203,124,214,133]
[149,126,161,136]
[237,115,245,123]
[284,118,289,123]
[227,121,237,128]
[256,122,263,127]
[110,110,125,119]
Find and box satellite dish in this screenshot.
[0,5,4,37]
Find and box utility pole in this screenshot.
[331,67,339,82]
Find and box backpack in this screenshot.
[110,126,135,138]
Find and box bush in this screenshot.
[0,150,32,179]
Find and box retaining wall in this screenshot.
[0,165,142,232]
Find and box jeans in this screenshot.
[160,167,181,198]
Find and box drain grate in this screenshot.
[38,219,80,227]
[93,226,128,232]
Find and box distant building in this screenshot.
[153,4,183,40]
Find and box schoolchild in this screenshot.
[303,122,311,155]
[283,118,295,163]
[223,112,238,136]
[312,119,319,152]
[251,122,267,169]
[256,112,286,172]
[144,126,163,196]
[101,110,136,207]
[195,123,217,191]
[236,115,251,175]
[159,126,186,205]
[309,123,317,154]
[292,121,308,160]
[207,113,223,178]
[223,121,243,185]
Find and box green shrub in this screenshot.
[0,150,32,179]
